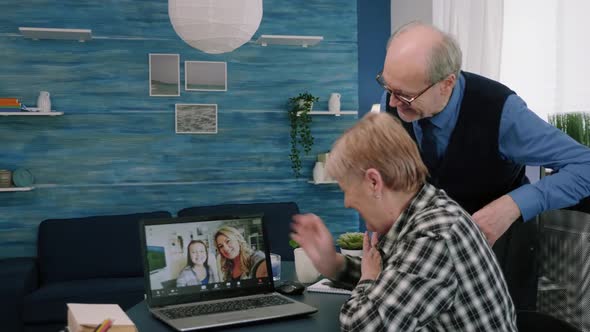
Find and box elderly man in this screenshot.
[377,21,590,310]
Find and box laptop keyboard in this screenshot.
[159,295,294,319]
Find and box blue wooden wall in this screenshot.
[0,0,362,258]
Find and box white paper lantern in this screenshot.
[169,0,263,54]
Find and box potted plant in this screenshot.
[289,240,321,283]
[548,112,590,147]
[548,112,590,213]
[288,92,319,177]
[337,232,364,257]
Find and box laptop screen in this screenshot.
[140,215,273,305]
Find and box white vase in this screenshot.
[294,248,321,283]
[37,91,51,112]
[313,162,325,183]
[340,248,363,257]
[328,93,341,114]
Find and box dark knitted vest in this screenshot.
[387,71,527,214]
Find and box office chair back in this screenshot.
[517,311,581,332]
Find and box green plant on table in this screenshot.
[289,239,300,249]
[288,92,319,177]
[336,232,364,250]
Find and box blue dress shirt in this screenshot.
[381,73,590,221]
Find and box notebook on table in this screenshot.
[139,214,317,331]
[307,278,352,295]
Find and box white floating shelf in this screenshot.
[308,180,338,185]
[0,109,63,116]
[19,27,92,42]
[256,35,323,47]
[309,110,358,116]
[0,187,34,192]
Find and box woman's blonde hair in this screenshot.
[214,226,254,280]
[326,112,427,192]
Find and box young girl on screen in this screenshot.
[176,240,220,287]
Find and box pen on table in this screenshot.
[93,318,113,332]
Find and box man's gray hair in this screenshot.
[388,21,462,83]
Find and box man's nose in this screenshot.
[389,93,404,107]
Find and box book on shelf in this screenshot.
[67,303,137,332]
[0,98,20,106]
[307,278,352,295]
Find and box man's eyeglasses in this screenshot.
[376,70,437,106]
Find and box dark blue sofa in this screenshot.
[0,202,300,332]
[0,211,171,332]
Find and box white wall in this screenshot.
[390,0,433,33]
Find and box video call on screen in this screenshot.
[144,217,270,298]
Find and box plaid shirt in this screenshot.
[337,183,517,331]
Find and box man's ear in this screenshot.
[441,73,456,94]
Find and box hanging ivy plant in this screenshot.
[288,92,319,177]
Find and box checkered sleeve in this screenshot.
[339,235,457,332]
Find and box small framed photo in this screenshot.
[149,54,180,97]
[175,104,218,134]
[185,61,227,91]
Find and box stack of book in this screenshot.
[0,98,23,112]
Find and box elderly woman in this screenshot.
[176,240,219,287]
[291,113,517,331]
[214,226,267,281]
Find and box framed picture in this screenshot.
[185,61,227,91]
[175,104,218,134]
[149,54,180,97]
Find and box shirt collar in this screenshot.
[377,183,438,255]
[426,72,465,130]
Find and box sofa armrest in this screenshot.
[0,257,39,332]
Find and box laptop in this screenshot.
[139,214,317,331]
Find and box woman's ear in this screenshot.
[364,168,383,196]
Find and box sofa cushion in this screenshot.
[38,211,171,284]
[177,202,299,260]
[21,277,144,324]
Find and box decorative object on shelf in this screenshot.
[312,152,336,184]
[149,54,180,97]
[256,35,323,48]
[12,168,34,188]
[328,93,341,114]
[19,27,92,42]
[548,112,590,147]
[0,170,11,188]
[313,161,326,183]
[185,61,227,91]
[288,92,319,177]
[337,232,364,257]
[36,91,51,113]
[175,104,218,134]
[168,0,262,54]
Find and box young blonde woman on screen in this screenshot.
[214,226,267,281]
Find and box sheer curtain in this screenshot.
[432,0,504,80]
[500,0,590,121]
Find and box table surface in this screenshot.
[126,262,348,332]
